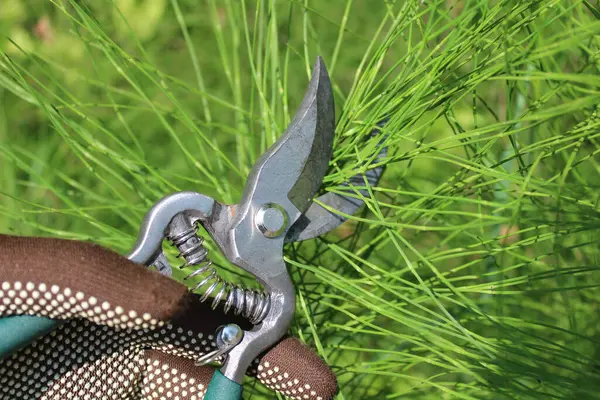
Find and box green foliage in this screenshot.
[1,0,600,398]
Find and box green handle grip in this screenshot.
[0,316,58,359]
[205,370,243,400]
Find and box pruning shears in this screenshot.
[0,57,386,400]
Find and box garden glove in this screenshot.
[0,234,337,400]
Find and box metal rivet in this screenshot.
[218,324,243,347]
[255,203,288,238]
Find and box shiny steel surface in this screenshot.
[285,125,388,242]
[128,57,387,383]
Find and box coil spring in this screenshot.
[167,220,270,325]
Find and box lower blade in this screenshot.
[285,123,388,243]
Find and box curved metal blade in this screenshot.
[285,125,388,243]
[238,57,335,220]
[216,58,335,382]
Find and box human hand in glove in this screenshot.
[0,235,337,400]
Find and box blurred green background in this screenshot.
[1,0,600,399]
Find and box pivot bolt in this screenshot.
[255,203,288,238]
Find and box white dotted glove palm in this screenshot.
[0,235,337,400]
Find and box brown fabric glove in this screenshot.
[0,234,337,400]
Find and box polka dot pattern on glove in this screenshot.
[0,234,338,400]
